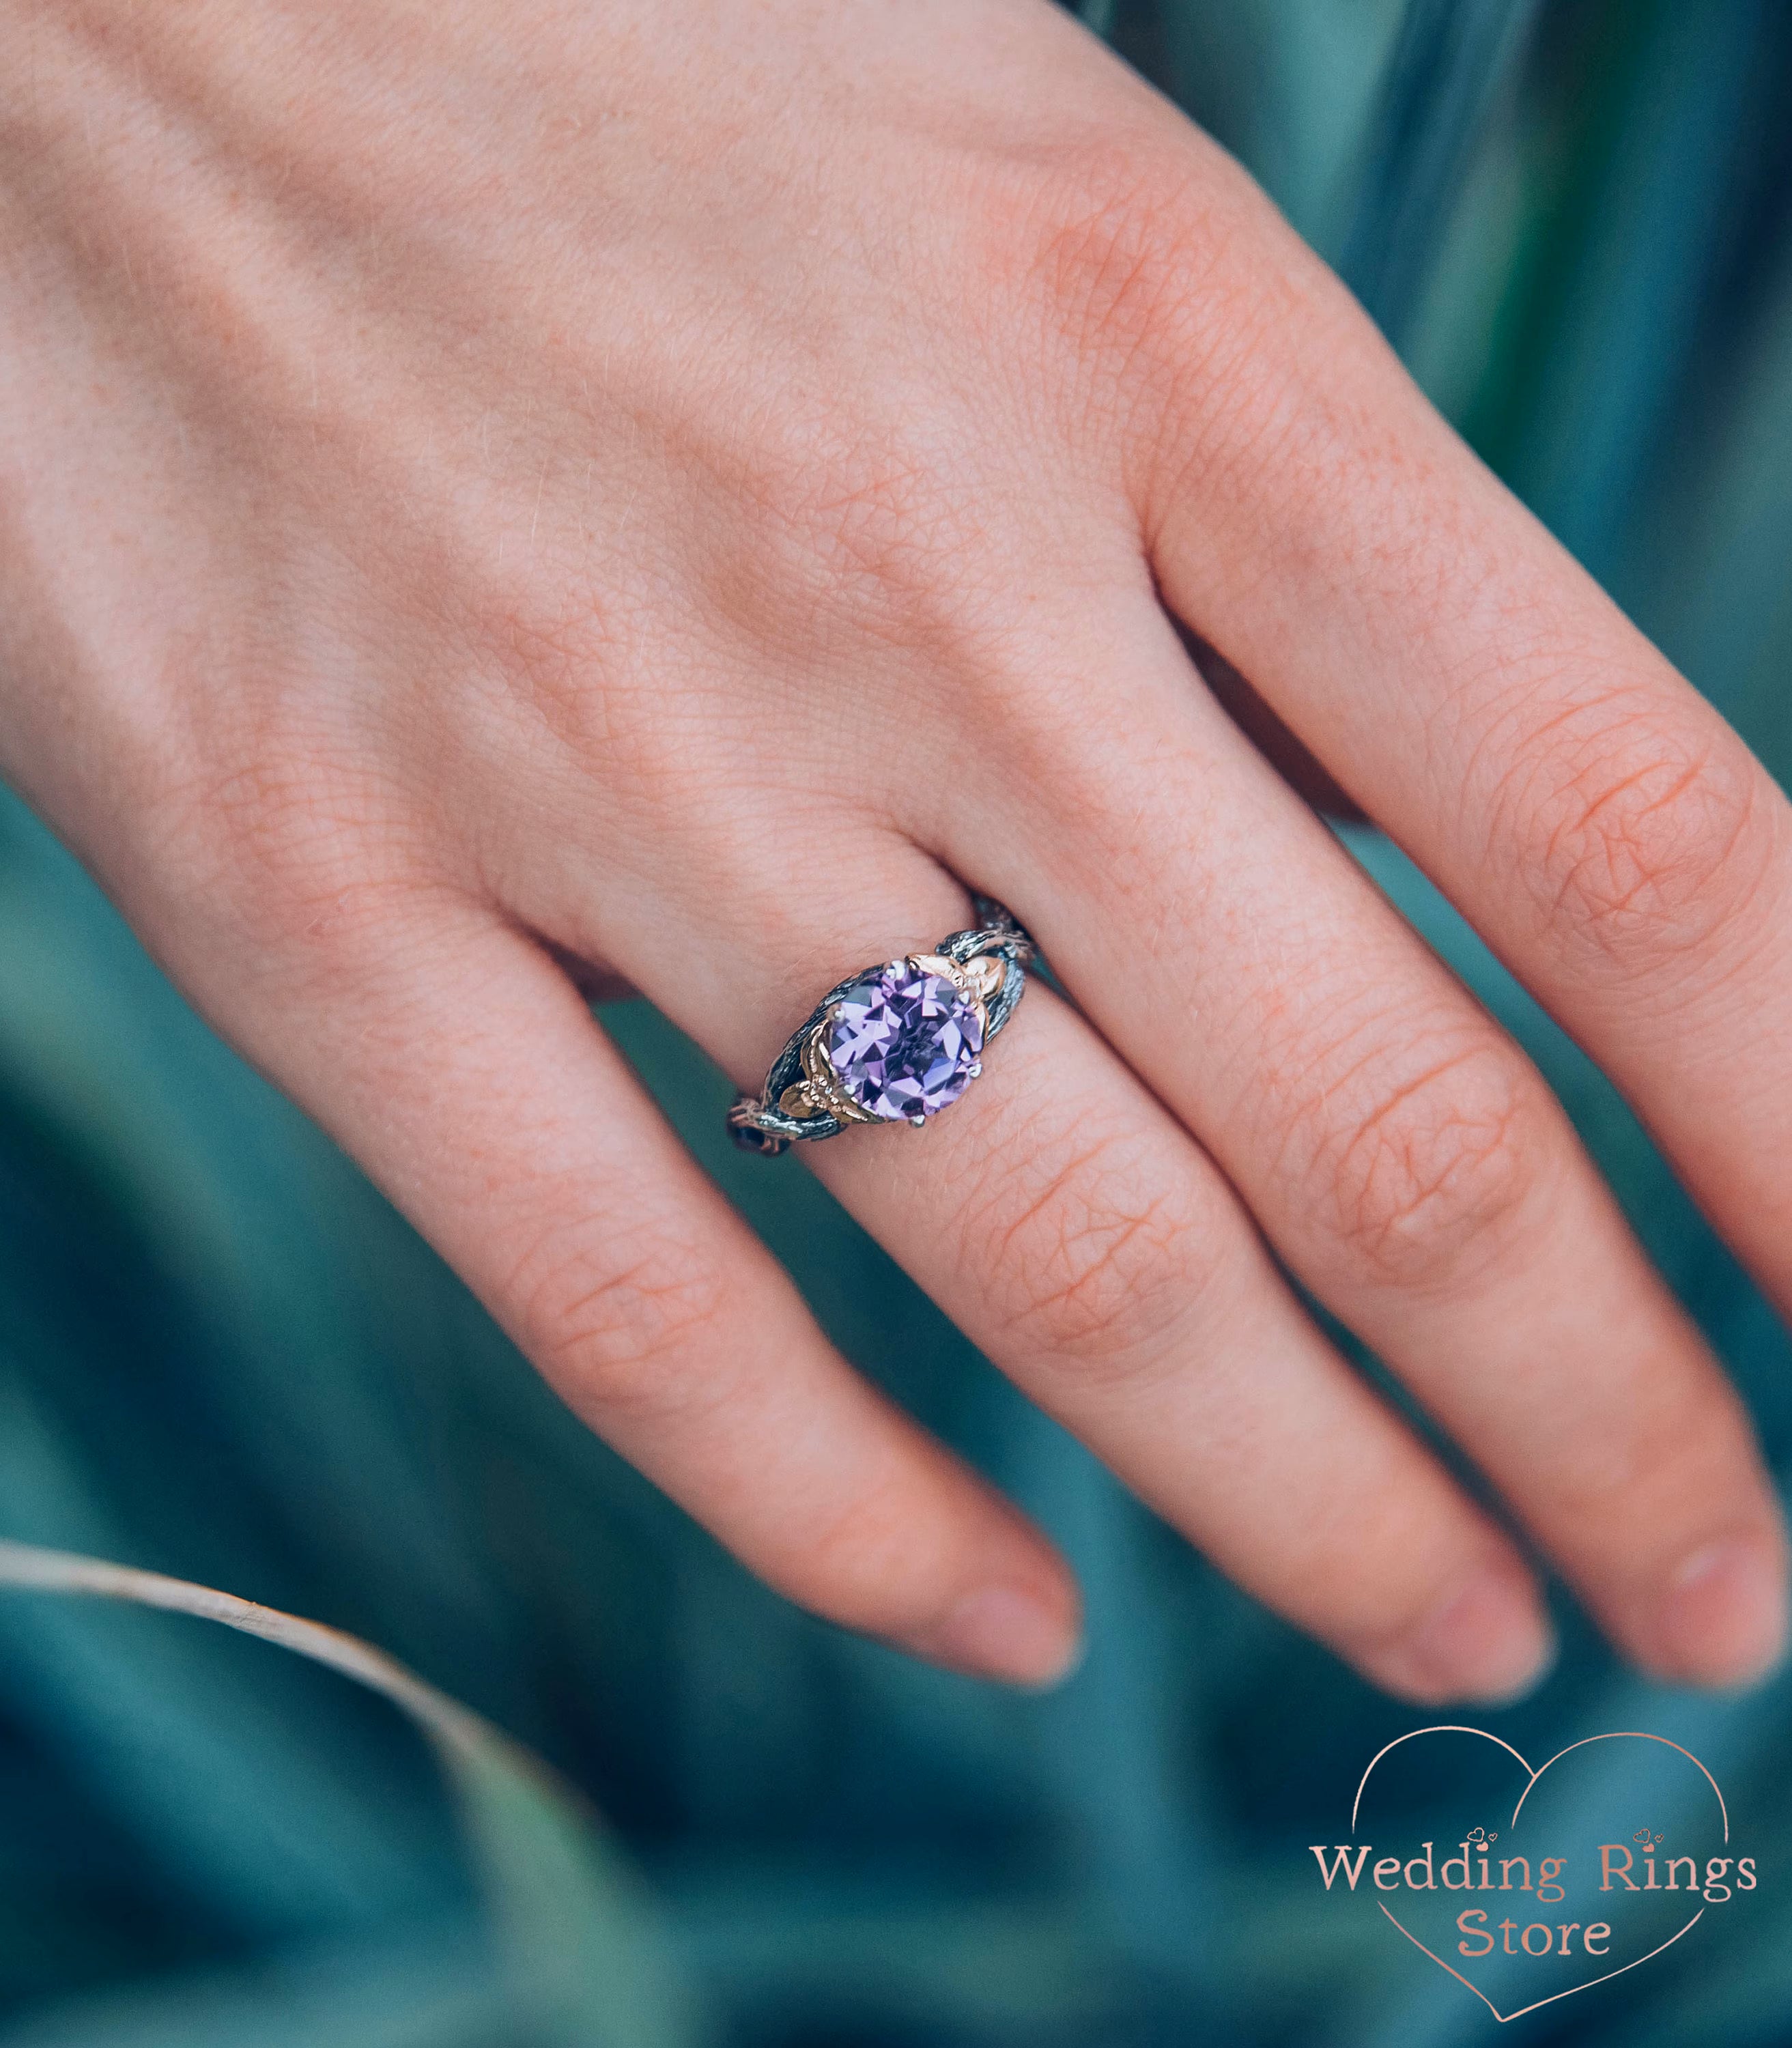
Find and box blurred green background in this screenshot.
[3,0,1791,2040]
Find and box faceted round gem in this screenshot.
[827,961,985,1122]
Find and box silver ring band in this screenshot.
[727,895,1035,1156]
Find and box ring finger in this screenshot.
[565,836,1560,1704]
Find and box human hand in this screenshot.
[4,0,1787,1701]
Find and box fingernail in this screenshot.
[1652,1537,1788,1688]
[1356,1565,1556,1706]
[900,1582,1084,1689]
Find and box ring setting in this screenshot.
[728,897,1034,1155]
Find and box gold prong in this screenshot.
[799,1026,834,1091]
[962,954,1005,1000]
[801,1020,879,1124]
[779,1083,821,1119]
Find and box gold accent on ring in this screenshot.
[799,1017,880,1126]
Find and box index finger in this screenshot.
[1127,145,1792,1325]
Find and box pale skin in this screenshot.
[4,0,1789,1703]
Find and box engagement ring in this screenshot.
[727,896,1034,1155]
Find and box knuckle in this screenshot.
[461,570,745,837]
[1019,139,1262,366]
[464,571,649,775]
[961,1117,1213,1380]
[1027,147,1208,359]
[796,1470,963,1632]
[1307,1038,1546,1290]
[715,414,995,655]
[1497,697,1774,968]
[1003,136,1339,488]
[464,573,617,741]
[1536,1372,1753,1546]
[509,1219,728,1419]
[145,740,433,959]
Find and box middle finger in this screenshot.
[941,593,1783,1688]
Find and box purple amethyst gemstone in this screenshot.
[827,961,984,1122]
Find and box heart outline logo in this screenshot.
[1352,1726,1728,2023]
